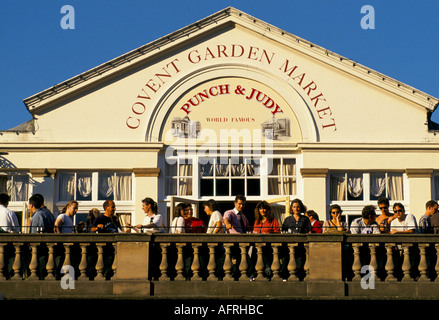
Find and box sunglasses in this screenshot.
[394,209,403,213]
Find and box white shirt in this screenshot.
[142,213,164,232]
[390,213,417,233]
[207,211,224,233]
[0,204,20,233]
[171,216,185,233]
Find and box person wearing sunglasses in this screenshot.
[375,197,397,233]
[390,203,417,234]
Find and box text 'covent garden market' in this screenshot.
[1,7,439,231]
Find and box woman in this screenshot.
[86,208,101,232]
[281,198,311,234]
[253,201,280,234]
[203,199,224,234]
[54,200,78,233]
[171,203,186,234]
[183,203,207,233]
[323,204,348,233]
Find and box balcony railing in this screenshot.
[1,233,439,300]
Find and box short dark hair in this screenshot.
[203,199,219,212]
[426,200,438,209]
[306,210,320,221]
[234,194,246,203]
[377,197,389,206]
[0,193,10,206]
[362,205,377,219]
[29,194,44,209]
[103,200,114,210]
[393,202,405,212]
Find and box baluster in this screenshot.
[304,243,310,281]
[11,243,23,280]
[384,243,396,282]
[78,243,88,281]
[206,243,218,281]
[27,243,39,280]
[352,243,362,281]
[63,243,73,272]
[254,243,265,281]
[0,243,5,280]
[237,243,249,281]
[401,243,413,282]
[222,243,234,281]
[435,244,439,282]
[418,243,429,282]
[271,243,282,281]
[95,243,106,281]
[191,243,202,281]
[174,243,186,281]
[111,243,117,280]
[287,243,298,281]
[45,243,56,280]
[368,243,378,282]
[159,243,170,281]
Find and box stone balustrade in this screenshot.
[1,233,439,299]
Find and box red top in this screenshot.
[184,217,207,233]
[311,220,322,233]
[253,218,281,234]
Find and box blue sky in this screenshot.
[1,0,438,130]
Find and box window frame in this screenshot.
[163,155,300,201]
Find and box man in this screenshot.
[28,194,55,233]
[375,197,396,233]
[54,200,78,233]
[350,205,380,234]
[418,200,438,234]
[0,193,20,233]
[390,203,417,234]
[93,200,121,233]
[431,202,439,234]
[223,195,250,234]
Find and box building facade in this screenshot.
[1,7,439,229]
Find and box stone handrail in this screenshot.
[1,233,439,299]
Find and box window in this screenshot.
[163,156,298,199]
[165,159,193,196]
[199,157,261,197]
[0,173,29,201]
[370,172,403,200]
[268,158,296,196]
[98,172,132,201]
[57,171,133,202]
[330,172,404,201]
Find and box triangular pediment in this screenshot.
[12,7,438,144]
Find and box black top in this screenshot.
[282,215,312,234]
[93,214,121,233]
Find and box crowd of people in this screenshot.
[1,192,439,235]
